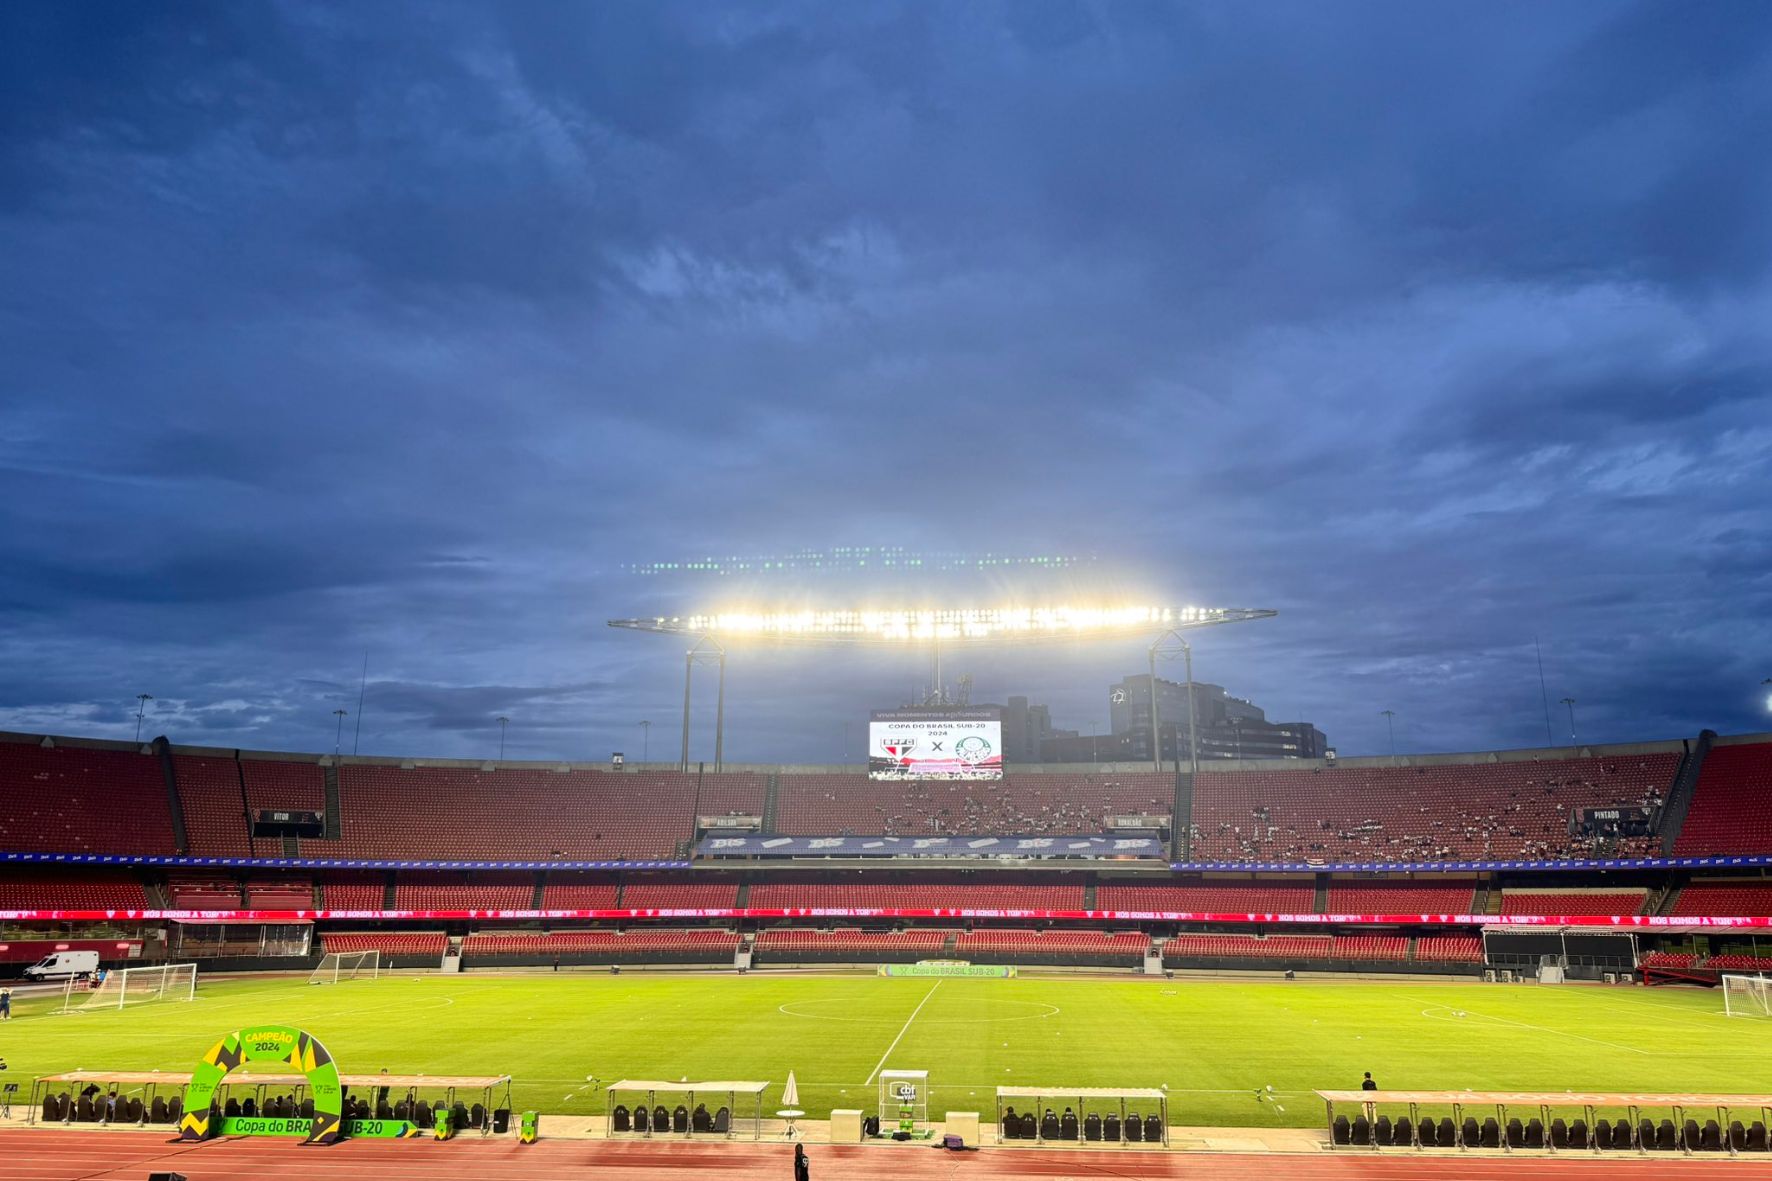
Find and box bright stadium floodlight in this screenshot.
[607,605,1275,643]
[609,604,1278,776]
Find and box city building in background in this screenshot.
[1041,674,1326,763]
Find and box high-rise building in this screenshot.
[1042,674,1325,763]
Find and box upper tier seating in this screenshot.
[173,756,331,857]
[1705,954,1772,972]
[1499,890,1645,915]
[330,767,699,859]
[1674,743,1772,856]
[772,772,1174,837]
[1325,881,1477,912]
[0,870,149,910]
[1671,883,1772,917]
[1414,935,1484,963]
[747,876,1084,910]
[1095,881,1315,912]
[320,931,446,957]
[392,873,532,910]
[620,876,740,909]
[1192,754,1676,863]
[0,742,177,854]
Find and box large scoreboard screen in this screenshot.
[868,708,1003,780]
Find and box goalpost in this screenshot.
[1722,974,1772,1018]
[308,949,381,985]
[64,963,197,1013]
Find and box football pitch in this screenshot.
[4,972,1769,1129]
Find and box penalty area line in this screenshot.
[864,980,942,1086]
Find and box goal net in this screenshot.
[1722,974,1772,1017]
[66,963,197,1013]
[308,949,381,985]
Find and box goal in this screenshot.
[308,949,381,985]
[65,963,197,1013]
[1722,973,1772,1017]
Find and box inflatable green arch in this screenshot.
[179,1025,343,1144]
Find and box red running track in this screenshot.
[10,1131,1772,1181]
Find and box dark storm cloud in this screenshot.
[1,0,1769,761]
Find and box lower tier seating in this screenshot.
[1414,935,1483,963]
[461,929,738,958]
[1499,890,1645,915]
[320,932,447,957]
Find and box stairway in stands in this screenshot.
[322,764,343,840]
[1657,730,1714,853]
[1172,772,1193,859]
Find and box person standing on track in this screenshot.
[1361,1071,1378,1122]
[0,986,11,1020]
[793,1141,810,1181]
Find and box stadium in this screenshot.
[6,616,1772,1178]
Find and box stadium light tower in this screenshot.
[1560,696,1577,744]
[639,719,651,764]
[332,708,347,755]
[610,605,1275,772]
[134,693,154,743]
[497,715,510,760]
[1380,709,1397,763]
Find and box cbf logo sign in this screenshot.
[894,1084,918,1100]
[954,735,992,764]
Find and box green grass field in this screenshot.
[4,971,1769,1128]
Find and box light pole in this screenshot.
[134,694,154,743]
[1560,697,1577,745]
[497,716,509,761]
[1230,716,1244,761]
[332,708,348,755]
[1380,709,1397,763]
[640,720,651,764]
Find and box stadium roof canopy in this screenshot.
[608,605,1275,643]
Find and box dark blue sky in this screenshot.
[3,1,1769,762]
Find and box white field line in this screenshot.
[1406,995,1651,1056]
[864,980,942,1085]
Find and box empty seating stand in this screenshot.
[620,875,741,909]
[0,740,178,855]
[0,869,148,910]
[1192,753,1677,863]
[771,772,1175,838]
[748,875,1084,910]
[954,929,1149,965]
[1672,883,1772,917]
[1325,881,1476,912]
[1096,881,1314,912]
[1674,742,1772,856]
[460,929,738,963]
[320,932,446,960]
[1500,890,1645,915]
[751,928,952,961]
[1414,936,1483,964]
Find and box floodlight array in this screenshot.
[609,605,1274,642]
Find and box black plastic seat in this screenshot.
[1612,1117,1633,1148]
[653,1106,669,1132]
[715,1107,731,1134]
[1550,1118,1568,1148]
[1437,1116,1456,1147]
[1524,1118,1544,1148]
[1375,1115,1393,1145]
[1061,1113,1078,1141]
[1480,1117,1500,1148]
[1144,1114,1162,1143]
[1701,1119,1723,1151]
[1124,1112,1143,1142]
[1041,1112,1059,1140]
[1103,1115,1121,1141]
[1084,1113,1102,1141]
[1332,1115,1350,1144]
[612,1105,630,1132]
[692,1105,710,1133]
[633,1105,648,1132]
[1461,1116,1480,1146]
[1351,1116,1370,1145]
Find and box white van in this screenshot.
[23,950,100,980]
